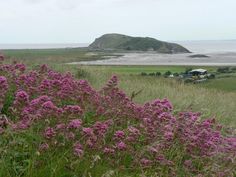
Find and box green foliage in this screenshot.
[184,68,193,74]
[155,72,161,76]
[217,67,230,73]
[76,66,90,79]
[207,73,215,79]
[164,71,172,77]
[1,86,16,116]
[173,73,179,77]
[140,72,147,76]
[148,72,155,76]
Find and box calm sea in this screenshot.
[176,40,236,53]
[0,43,89,50]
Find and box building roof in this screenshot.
[189,69,207,73]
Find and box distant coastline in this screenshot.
[1,40,236,53]
[0,43,89,50]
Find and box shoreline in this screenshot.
[68,52,236,66]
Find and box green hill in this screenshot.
[89,33,190,53]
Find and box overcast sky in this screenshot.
[0,0,235,43]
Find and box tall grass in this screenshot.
[76,66,236,126]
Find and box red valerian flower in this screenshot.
[73,142,84,157]
[67,119,82,129]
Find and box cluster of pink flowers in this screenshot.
[73,142,84,157]
[68,119,82,129]
[0,76,8,111]
[0,59,235,176]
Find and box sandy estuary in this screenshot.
[68,52,236,66]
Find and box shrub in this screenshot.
[173,72,179,77]
[207,73,216,79]
[141,72,147,76]
[231,67,236,72]
[217,67,230,73]
[148,72,155,76]
[155,72,161,76]
[164,71,172,77]
[185,68,193,74]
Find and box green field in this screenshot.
[2,48,122,66]
[72,65,236,92]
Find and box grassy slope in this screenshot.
[46,63,236,126]
[75,65,236,92]
[1,50,236,177]
[1,49,236,126]
[81,66,236,126]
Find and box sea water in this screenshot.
[0,43,89,50]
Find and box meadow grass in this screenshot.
[40,63,236,126]
[1,51,236,177]
[44,64,236,127]
[200,77,236,92]
[78,65,217,75]
[2,48,122,66]
[80,66,236,126]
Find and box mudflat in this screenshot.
[70,52,236,66]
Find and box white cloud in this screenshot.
[0,0,235,43]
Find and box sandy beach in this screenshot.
[69,52,236,66]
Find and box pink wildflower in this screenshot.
[42,101,56,110]
[44,127,56,139]
[116,141,127,151]
[66,132,75,140]
[114,130,125,139]
[103,147,115,155]
[67,119,82,129]
[15,63,26,72]
[73,142,83,157]
[0,76,8,110]
[93,121,109,137]
[55,123,66,130]
[82,127,94,136]
[140,158,152,166]
[0,76,8,91]
[64,105,83,117]
[164,131,174,141]
[39,143,49,151]
[15,90,29,104]
[184,160,192,168]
